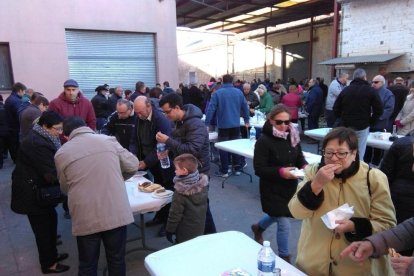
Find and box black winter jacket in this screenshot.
[91,93,111,118]
[333,79,383,130]
[11,130,59,214]
[380,136,414,223]
[101,111,137,153]
[166,104,210,174]
[253,121,307,217]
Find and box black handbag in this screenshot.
[32,180,64,206]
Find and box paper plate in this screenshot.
[152,190,173,198]
[134,171,147,177]
[290,169,305,178]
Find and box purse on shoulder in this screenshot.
[31,179,64,206]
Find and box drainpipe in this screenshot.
[308,17,314,79]
[331,0,340,78]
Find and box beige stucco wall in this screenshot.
[0,0,178,99]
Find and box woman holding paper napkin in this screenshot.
[252,104,308,263]
[288,127,396,275]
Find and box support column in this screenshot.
[308,17,314,79]
[331,0,340,79]
[264,27,268,80]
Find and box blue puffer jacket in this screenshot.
[4,92,23,132]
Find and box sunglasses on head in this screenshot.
[272,119,291,125]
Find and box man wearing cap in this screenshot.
[91,85,111,131]
[49,79,96,132]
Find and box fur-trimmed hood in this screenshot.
[174,173,208,196]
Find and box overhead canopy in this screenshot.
[176,0,335,34]
[319,53,405,65]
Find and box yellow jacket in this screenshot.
[288,162,396,276]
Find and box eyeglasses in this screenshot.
[164,108,173,115]
[322,150,350,159]
[52,126,63,133]
[372,81,381,84]
[271,119,291,125]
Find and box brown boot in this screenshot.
[280,255,291,264]
[251,224,264,245]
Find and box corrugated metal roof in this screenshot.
[319,53,405,65]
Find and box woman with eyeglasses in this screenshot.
[11,111,70,274]
[251,104,308,263]
[288,127,396,275]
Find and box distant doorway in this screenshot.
[282,42,309,83]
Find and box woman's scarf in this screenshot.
[272,123,300,147]
[33,124,61,150]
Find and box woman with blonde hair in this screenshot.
[395,83,414,135]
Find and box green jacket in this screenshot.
[257,92,273,114]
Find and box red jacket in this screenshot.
[281,92,302,120]
[49,92,96,130]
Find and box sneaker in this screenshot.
[234,171,241,176]
[214,171,230,178]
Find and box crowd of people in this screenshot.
[1,68,413,275]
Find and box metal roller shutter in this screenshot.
[65,30,156,99]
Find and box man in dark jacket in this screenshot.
[108,86,123,113]
[101,99,136,153]
[4,82,26,162]
[130,81,147,102]
[0,98,7,169]
[333,68,383,160]
[157,93,216,235]
[305,78,324,130]
[133,96,174,233]
[388,77,409,129]
[91,85,111,131]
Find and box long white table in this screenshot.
[125,174,172,249]
[304,128,402,151]
[214,138,322,164]
[144,231,306,276]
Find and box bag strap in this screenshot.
[367,166,372,197]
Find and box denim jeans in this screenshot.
[217,127,242,173]
[258,215,291,257]
[77,225,127,276]
[355,127,369,160]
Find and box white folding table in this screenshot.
[214,139,321,187]
[144,231,307,276]
[304,128,402,151]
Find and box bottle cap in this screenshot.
[263,241,270,246]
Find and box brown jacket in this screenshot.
[55,127,138,236]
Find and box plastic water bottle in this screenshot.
[257,241,276,276]
[250,126,256,141]
[156,143,170,169]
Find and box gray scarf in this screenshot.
[173,170,200,186]
[33,124,61,150]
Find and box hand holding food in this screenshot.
[311,163,342,194]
